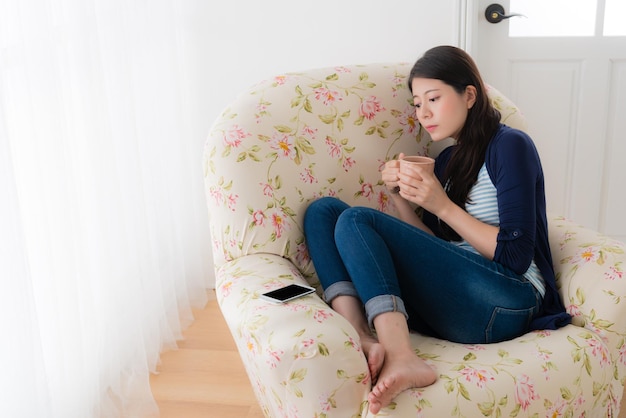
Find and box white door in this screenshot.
[464,0,626,243]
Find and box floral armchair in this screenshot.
[203,62,626,417]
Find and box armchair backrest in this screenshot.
[203,63,526,282]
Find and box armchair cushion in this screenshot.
[204,62,626,417]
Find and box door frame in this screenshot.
[459,0,494,55]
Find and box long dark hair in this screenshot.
[408,45,501,241]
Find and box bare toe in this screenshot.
[366,343,385,383]
[361,337,385,383]
[367,355,436,414]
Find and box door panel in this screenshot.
[604,61,626,236]
[466,0,626,243]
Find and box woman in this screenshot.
[303,45,570,414]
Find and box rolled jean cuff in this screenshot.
[323,281,359,304]
[365,295,409,328]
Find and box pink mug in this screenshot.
[399,155,435,175]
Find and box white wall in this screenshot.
[179,0,461,285]
[188,0,459,125]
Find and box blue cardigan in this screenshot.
[423,124,571,330]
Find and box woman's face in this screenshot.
[410,78,476,141]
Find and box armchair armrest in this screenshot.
[549,215,626,348]
[216,253,370,417]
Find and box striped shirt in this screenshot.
[453,163,546,296]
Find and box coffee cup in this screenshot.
[399,155,435,175]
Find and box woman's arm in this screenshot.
[398,129,542,273]
[433,200,498,258]
[398,167,498,258]
[488,131,541,274]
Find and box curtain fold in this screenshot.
[0,0,213,416]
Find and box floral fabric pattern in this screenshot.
[203,63,626,417]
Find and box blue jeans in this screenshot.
[303,197,542,344]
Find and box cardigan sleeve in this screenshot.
[487,127,543,275]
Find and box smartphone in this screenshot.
[260,283,316,303]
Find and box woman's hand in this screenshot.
[382,153,405,194]
[397,164,451,216]
[381,153,433,233]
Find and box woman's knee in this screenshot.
[304,197,348,233]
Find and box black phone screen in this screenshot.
[261,284,314,302]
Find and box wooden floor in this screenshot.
[149,290,264,418]
[151,290,626,418]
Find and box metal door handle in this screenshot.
[485,3,526,24]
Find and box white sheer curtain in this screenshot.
[0,0,213,416]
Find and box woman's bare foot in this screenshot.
[360,336,385,383]
[367,351,437,414]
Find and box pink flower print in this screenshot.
[567,304,582,317]
[286,302,308,313]
[319,393,332,412]
[535,330,552,338]
[534,349,553,380]
[273,75,288,85]
[342,156,356,172]
[346,335,362,352]
[252,210,266,226]
[325,136,342,159]
[588,337,610,367]
[619,343,626,366]
[223,124,250,148]
[260,182,274,197]
[295,242,310,266]
[226,193,238,211]
[335,66,351,73]
[300,167,317,184]
[212,238,222,255]
[223,249,233,262]
[298,338,317,358]
[398,105,420,135]
[409,390,428,418]
[359,96,385,120]
[261,280,284,293]
[463,344,487,351]
[270,132,296,159]
[301,338,315,348]
[301,125,317,139]
[574,394,586,409]
[313,309,332,323]
[605,265,623,280]
[560,231,575,250]
[514,374,539,411]
[265,347,284,368]
[209,187,224,206]
[546,399,567,417]
[534,349,551,362]
[271,210,290,238]
[390,75,404,86]
[287,405,299,418]
[314,87,342,105]
[572,246,600,266]
[360,183,374,199]
[210,187,238,211]
[459,367,494,389]
[220,281,233,298]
